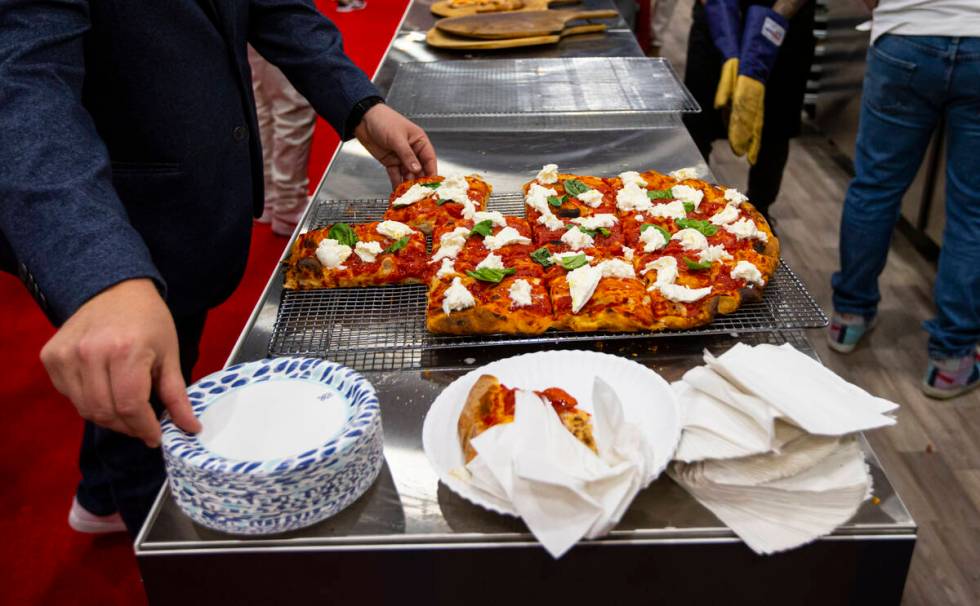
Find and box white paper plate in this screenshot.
[422,350,681,516]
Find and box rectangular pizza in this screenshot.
[283,220,427,289]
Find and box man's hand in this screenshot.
[39,279,201,447]
[355,103,438,188]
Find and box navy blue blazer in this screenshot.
[0,0,380,322]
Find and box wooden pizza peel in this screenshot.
[426,23,607,50]
[430,0,579,19]
[435,8,619,40]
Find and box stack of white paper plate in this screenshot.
[160,357,383,535]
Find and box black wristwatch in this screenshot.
[344,95,385,140]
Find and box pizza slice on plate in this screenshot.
[457,374,596,463]
[383,174,492,234]
[283,220,427,289]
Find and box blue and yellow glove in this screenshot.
[704,0,743,109]
[729,5,788,164]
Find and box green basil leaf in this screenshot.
[436,198,450,206]
[470,220,494,238]
[683,201,695,214]
[530,246,554,267]
[421,182,441,189]
[676,218,718,236]
[562,179,591,197]
[647,188,673,200]
[683,257,712,271]
[559,254,589,271]
[570,224,597,237]
[328,223,358,248]
[597,227,611,237]
[466,267,516,283]
[384,236,410,254]
[547,195,567,207]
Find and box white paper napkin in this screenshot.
[704,343,898,435]
[671,439,871,555]
[465,377,655,558]
[672,380,775,462]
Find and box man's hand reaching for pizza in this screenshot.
[39,278,202,447]
[355,103,438,188]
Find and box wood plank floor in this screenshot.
[659,2,980,603]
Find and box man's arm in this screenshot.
[0,0,200,445]
[246,0,437,185]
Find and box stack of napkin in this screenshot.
[669,343,898,554]
[462,377,658,558]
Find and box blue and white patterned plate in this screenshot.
[160,357,384,535]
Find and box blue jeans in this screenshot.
[831,35,980,359]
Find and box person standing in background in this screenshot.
[249,47,317,237]
[682,0,815,221]
[650,0,680,57]
[827,0,980,399]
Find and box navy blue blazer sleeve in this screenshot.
[0,0,165,324]
[247,0,382,140]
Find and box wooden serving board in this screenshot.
[425,23,606,50]
[430,0,578,19]
[435,8,618,40]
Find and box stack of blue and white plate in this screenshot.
[160,357,383,535]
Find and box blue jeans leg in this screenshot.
[923,38,980,358]
[831,35,943,318]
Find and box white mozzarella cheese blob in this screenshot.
[710,204,740,226]
[647,200,687,220]
[671,228,709,252]
[622,246,634,262]
[616,182,653,213]
[483,226,531,251]
[571,214,618,230]
[471,210,507,227]
[576,189,605,207]
[475,252,505,271]
[598,259,636,279]
[671,185,705,211]
[640,225,668,252]
[376,220,415,240]
[442,277,476,314]
[724,188,748,205]
[560,226,595,251]
[567,264,603,313]
[315,239,352,269]
[536,163,559,184]
[618,171,648,188]
[670,167,700,180]
[731,260,765,285]
[725,218,769,242]
[698,244,733,263]
[525,183,565,230]
[509,279,533,308]
[392,183,438,207]
[430,227,471,263]
[354,240,383,263]
[641,255,712,302]
[435,258,456,279]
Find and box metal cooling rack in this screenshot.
[273,195,829,366]
[386,58,700,121]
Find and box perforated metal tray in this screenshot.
[386,58,700,127]
[268,195,829,366]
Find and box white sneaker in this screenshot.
[68,496,127,534]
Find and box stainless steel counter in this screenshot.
[136,3,915,603]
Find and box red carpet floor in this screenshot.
[0,2,406,604]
